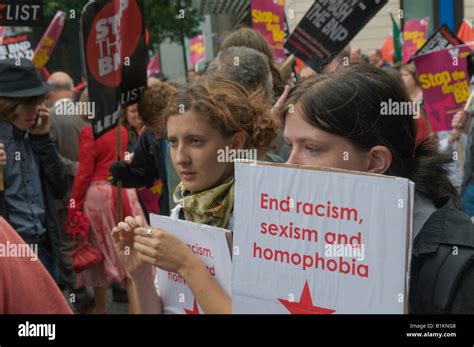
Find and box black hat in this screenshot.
[0,58,52,98]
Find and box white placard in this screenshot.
[232,162,414,314]
[149,214,232,314]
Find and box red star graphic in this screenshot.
[278,280,336,314]
[184,298,200,314]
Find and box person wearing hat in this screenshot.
[0,58,68,281]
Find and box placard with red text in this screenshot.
[232,162,413,314]
[150,214,232,314]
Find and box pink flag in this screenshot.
[32,11,66,70]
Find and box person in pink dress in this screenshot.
[66,118,145,314]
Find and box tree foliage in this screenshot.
[43,0,202,45]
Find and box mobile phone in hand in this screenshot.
[32,114,42,129]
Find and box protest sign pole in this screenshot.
[280,53,295,74]
[284,14,299,83]
[117,121,123,222]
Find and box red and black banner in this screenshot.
[80,0,147,139]
[284,0,387,73]
[0,0,44,26]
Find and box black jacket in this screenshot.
[30,133,68,263]
[409,197,474,313]
[109,130,170,216]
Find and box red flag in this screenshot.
[457,19,474,49]
[380,33,394,63]
[32,11,66,70]
[295,57,304,74]
[147,52,161,76]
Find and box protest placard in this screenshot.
[149,214,232,314]
[0,32,35,60]
[414,45,471,132]
[402,18,428,64]
[232,162,414,314]
[81,0,147,139]
[189,34,205,68]
[284,0,387,72]
[413,24,464,57]
[251,0,286,65]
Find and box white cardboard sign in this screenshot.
[232,162,414,314]
[149,214,232,314]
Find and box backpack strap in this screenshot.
[415,244,474,313]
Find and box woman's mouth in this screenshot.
[180,171,197,180]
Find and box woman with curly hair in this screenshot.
[112,76,278,313]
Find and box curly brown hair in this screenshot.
[165,75,277,153]
[138,81,177,136]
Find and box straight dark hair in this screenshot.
[283,64,460,207]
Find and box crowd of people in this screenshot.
[0,26,473,314]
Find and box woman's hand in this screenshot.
[29,104,50,135]
[112,215,152,279]
[449,110,471,144]
[133,227,199,275]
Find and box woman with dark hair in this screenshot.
[282,64,474,314]
[121,103,143,155]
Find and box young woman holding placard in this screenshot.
[111,76,277,314]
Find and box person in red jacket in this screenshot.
[66,115,145,314]
[0,217,72,314]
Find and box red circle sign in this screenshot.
[86,0,142,87]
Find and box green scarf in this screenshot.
[173,177,235,228]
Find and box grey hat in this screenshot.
[0,58,52,98]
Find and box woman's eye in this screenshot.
[191,138,203,146]
[305,146,319,154]
[168,139,177,147]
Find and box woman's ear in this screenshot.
[231,132,247,150]
[367,145,392,174]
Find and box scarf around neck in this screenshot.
[173,176,235,228]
